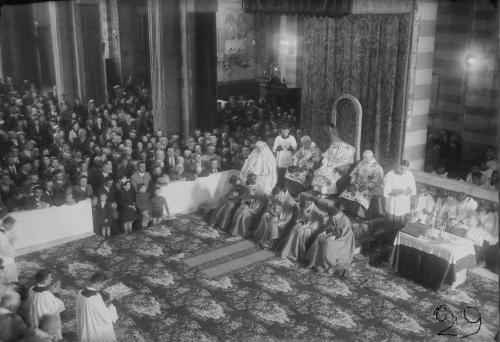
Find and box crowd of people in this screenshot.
[0,77,301,237]
[425,130,499,190]
[0,75,498,341]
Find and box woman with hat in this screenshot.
[117,178,137,233]
[210,175,247,231]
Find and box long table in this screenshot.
[390,223,477,291]
[9,199,94,255]
[159,170,240,215]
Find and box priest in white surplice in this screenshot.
[27,269,65,340]
[383,160,416,226]
[76,273,118,342]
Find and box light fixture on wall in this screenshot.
[279,37,295,56]
[279,38,291,46]
[464,52,494,75]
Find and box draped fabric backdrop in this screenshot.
[78,3,106,104]
[192,12,218,130]
[301,14,412,168]
[147,0,182,134]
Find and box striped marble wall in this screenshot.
[428,0,498,162]
[403,0,438,170]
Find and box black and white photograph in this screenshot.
[0,0,498,340]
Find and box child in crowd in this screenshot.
[95,192,113,240]
[150,186,171,226]
[135,183,151,228]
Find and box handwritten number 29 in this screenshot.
[433,305,481,338]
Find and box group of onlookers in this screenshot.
[425,130,498,190]
[0,77,299,238]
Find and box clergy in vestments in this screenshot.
[76,273,118,342]
[0,287,28,342]
[0,216,17,285]
[339,150,384,219]
[253,189,297,249]
[312,126,356,196]
[383,160,416,227]
[210,175,247,231]
[27,270,65,340]
[280,200,325,262]
[284,135,322,197]
[306,200,355,277]
[229,175,265,238]
[273,125,297,190]
[240,140,277,195]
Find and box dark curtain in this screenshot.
[301,14,412,168]
[79,3,106,104]
[193,12,217,130]
[148,0,182,134]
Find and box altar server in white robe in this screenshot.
[273,124,297,189]
[409,184,436,225]
[76,273,118,342]
[383,160,416,226]
[445,192,478,237]
[27,269,65,340]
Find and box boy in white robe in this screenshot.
[76,273,118,342]
[409,184,436,225]
[27,269,65,340]
[383,160,416,226]
[434,191,458,228]
[273,125,297,190]
[446,192,478,237]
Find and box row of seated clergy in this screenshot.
[210,175,355,275]
[408,185,498,247]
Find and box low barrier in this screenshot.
[9,199,94,255]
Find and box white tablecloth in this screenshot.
[159,170,240,214]
[393,226,476,266]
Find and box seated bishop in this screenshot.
[312,125,355,196]
[339,150,384,218]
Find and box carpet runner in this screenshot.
[183,238,276,278]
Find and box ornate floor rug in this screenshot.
[16,212,498,341]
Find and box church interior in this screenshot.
[0,0,498,341]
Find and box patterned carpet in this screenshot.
[16,212,498,341]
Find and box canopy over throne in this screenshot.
[331,94,362,161]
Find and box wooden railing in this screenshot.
[412,170,499,204]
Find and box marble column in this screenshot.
[147,0,182,134]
